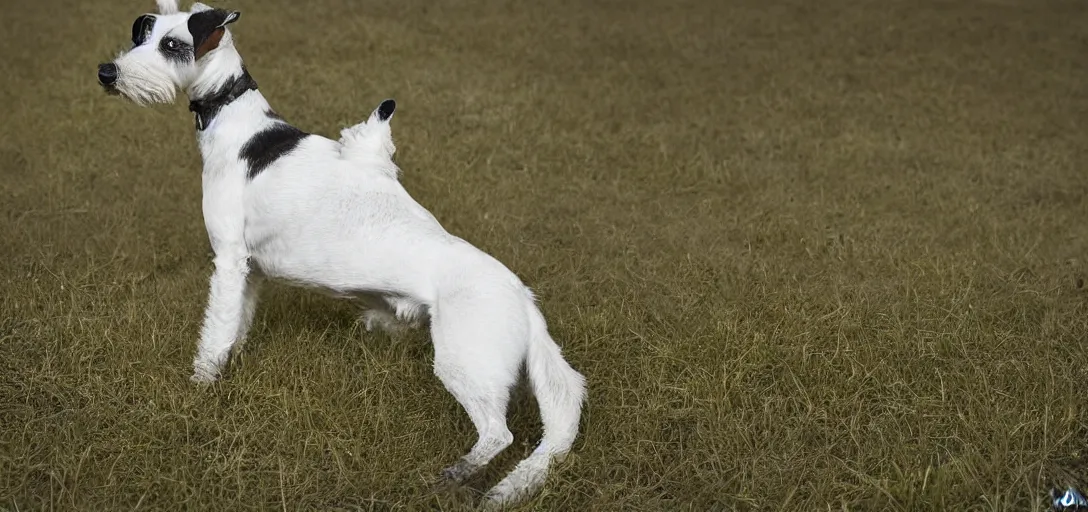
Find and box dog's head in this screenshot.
[97,1,241,106]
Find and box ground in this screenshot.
[2,0,1087,510]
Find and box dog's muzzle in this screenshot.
[97,63,118,88]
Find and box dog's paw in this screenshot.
[439,459,478,484]
[361,311,381,332]
[190,372,217,385]
[482,484,518,510]
[361,309,402,334]
[190,361,221,384]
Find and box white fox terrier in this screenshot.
[96,1,586,505]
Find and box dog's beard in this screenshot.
[111,59,177,106]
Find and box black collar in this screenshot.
[188,67,258,131]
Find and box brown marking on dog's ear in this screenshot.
[188,9,239,60]
[195,27,224,59]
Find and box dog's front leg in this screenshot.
[234,275,262,349]
[191,252,252,383]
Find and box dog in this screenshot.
[96,1,586,506]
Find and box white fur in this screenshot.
[101,3,586,506]
[156,0,179,15]
[338,108,398,178]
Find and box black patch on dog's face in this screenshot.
[240,124,309,179]
[158,36,193,63]
[131,14,156,47]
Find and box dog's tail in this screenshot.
[486,293,586,506]
[338,99,398,176]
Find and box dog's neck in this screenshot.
[186,47,260,131]
[188,67,258,131]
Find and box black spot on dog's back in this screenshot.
[240,124,308,179]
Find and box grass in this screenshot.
[2,0,1088,509]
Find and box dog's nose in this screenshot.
[98,63,118,86]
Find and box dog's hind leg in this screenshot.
[429,295,524,483]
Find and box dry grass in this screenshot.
[3,0,1088,510]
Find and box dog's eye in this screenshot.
[159,37,190,60]
[158,37,190,59]
[131,14,156,46]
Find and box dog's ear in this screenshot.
[156,0,179,14]
[188,9,240,60]
[190,2,213,12]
